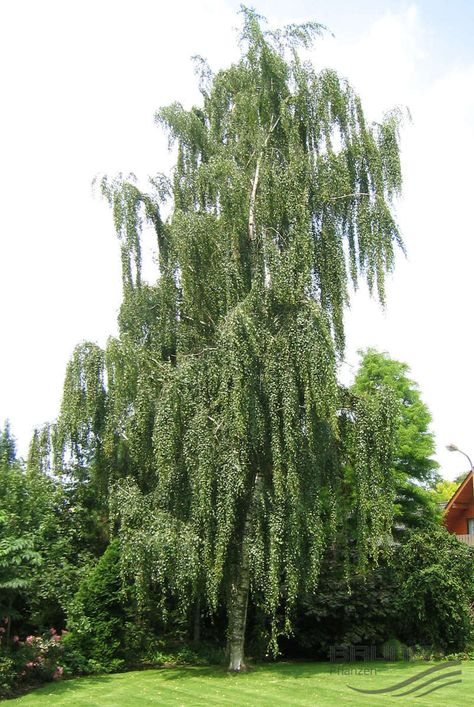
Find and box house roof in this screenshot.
[444,469,474,515]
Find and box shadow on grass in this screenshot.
[156,660,431,682]
[16,659,438,700]
[156,661,335,681]
[155,666,228,681]
[15,674,117,699]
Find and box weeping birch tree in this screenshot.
[55,8,402,671]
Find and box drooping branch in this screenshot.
[94,7,403,672]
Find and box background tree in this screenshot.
[0,422,16,470]
[0,420,96,642]
[55,8,403,671]
[352,349,441,532]
[25,425,100,630]
[454,471,470,484]
[0,525,41,644]
[433,478,458,503]
[0,423,41,642]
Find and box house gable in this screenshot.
[444,469,474,535]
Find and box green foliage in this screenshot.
[0,422,96,654]
[353,349,441,531]
[284,553,398,657]
[380,637,406,660]
[54,343,108,496]
[23,426,98,631]
[0,534,41,596]
[285,528,474,658]
[0,629,66,698]
[102,8,400,640]
[146,644,221,667]
[0,421,16,468]
[433,478,458,502]
[49,7,403,662]
[394,528,474,651]
[0,422,28,534]
[0,425,38,634]
[0,654,16,698]
[65,541,133,672]
[353,349,438,485]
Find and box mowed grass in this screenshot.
[9,661,474,706]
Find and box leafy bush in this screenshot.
[65,540,133,671]
[283,554,398,658]
[394,528,474,651]
[193,642,226,666]
[15,630,65,682]
[381,638,408,660]
[145,642,225,667]
[148,646,203,666]
[282,528,474,658]
[0,655,16,698]
[58,630,93,676]
[0,628,65,698]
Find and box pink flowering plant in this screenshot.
[18,629,65,682]
[0,624,66,694]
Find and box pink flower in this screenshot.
[26,661,34,669]
[0,627,5,634]
[54,634,61,641]
[13,635,19,642]
[53,665,64,680]
[49,628,57,635]
[26,635,34,644]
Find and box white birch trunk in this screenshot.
[227,533,251,671]
[227,472,262,671]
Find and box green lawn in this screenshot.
[9,661,473,706]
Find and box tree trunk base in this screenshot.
[227,656,248,673]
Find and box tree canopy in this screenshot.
[52,8,404,670]
[352,349,441,532]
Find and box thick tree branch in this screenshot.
[248,116,281,241]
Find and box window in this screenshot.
[467,518,474,535]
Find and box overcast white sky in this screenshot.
[1,0,473,479]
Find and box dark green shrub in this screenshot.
[394,528,474,652]
[381,637,408,660]
[282,554,398,658]
[0,655,16,698]
[281,528,474,658]
[65,540,132,671]
[59,631,93,676]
